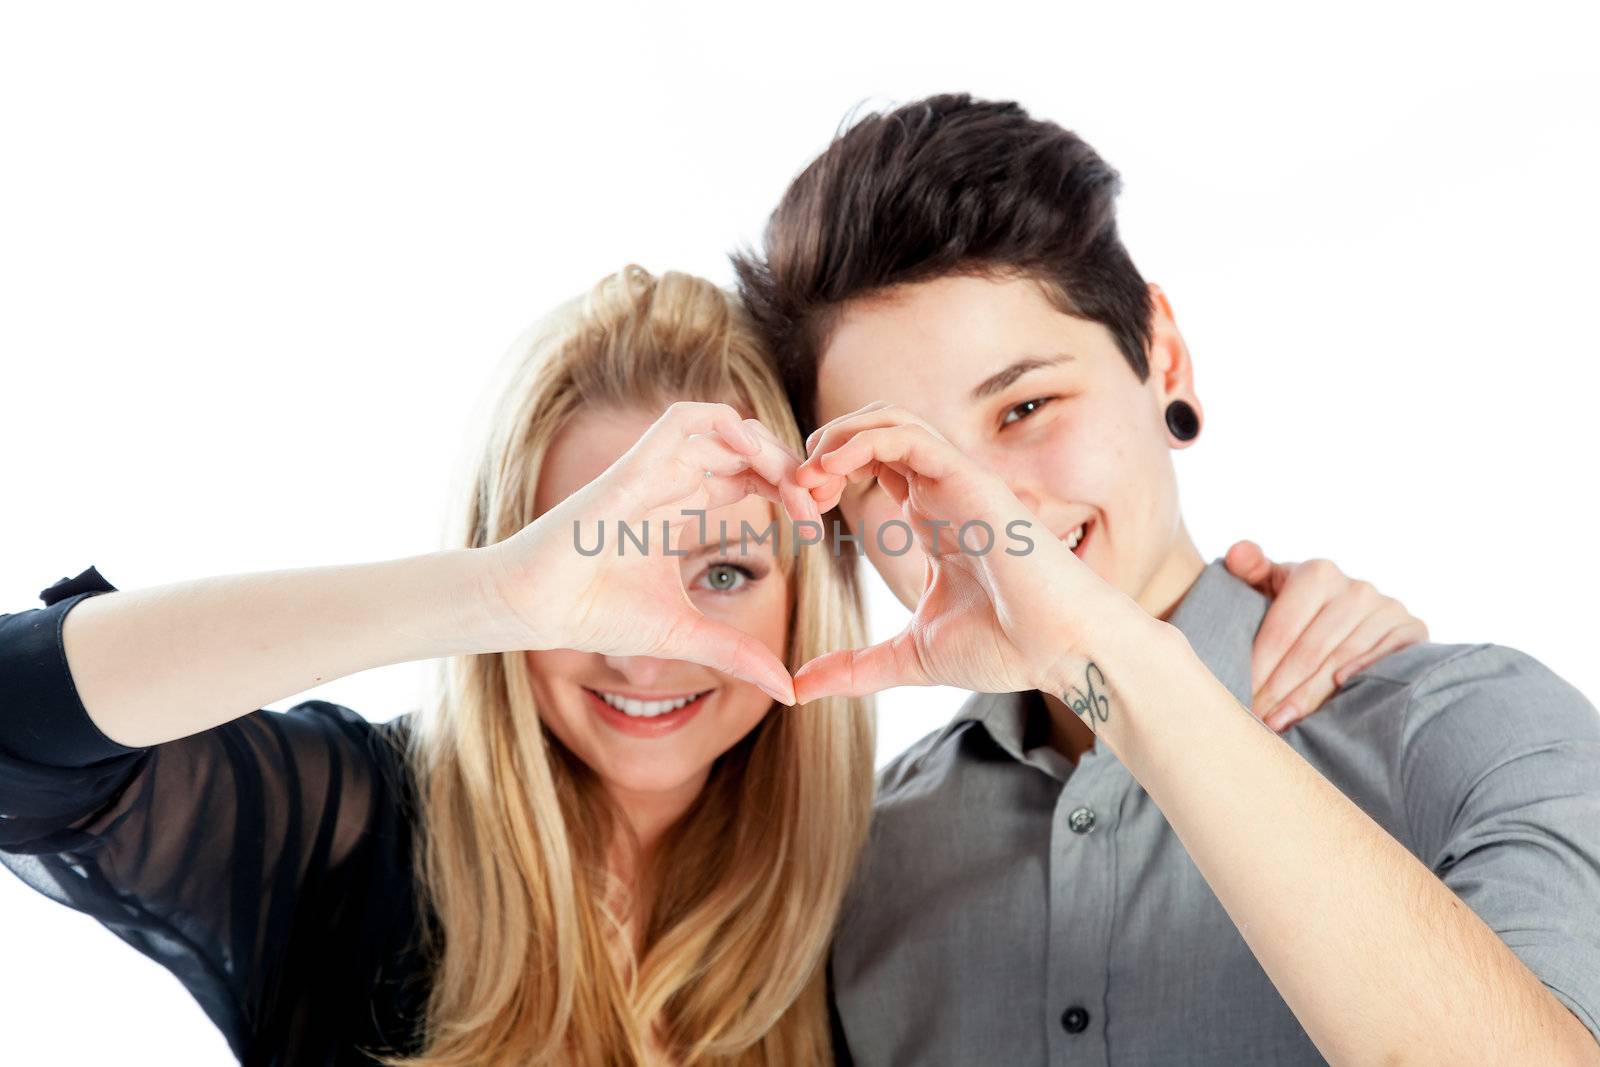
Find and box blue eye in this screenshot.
[696,561,756,593]
[1001,396,1054,427]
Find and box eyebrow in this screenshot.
[969,353,1076,401]
[683,533,770,559]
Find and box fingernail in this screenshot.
[1267,703,1298,732]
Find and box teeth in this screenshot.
[596,690,704,718]
[1063,524,1086,551]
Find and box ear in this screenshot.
[1146,282,1203,450]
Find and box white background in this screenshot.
[2,2,1596,1062]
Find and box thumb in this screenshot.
[654,611,795,705]
[793,632,925,703]
[1225,540,1279,595]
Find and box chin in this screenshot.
[535,678,774,808]
[593,751,711,798]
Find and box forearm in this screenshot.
[61,547,518,749]
[1049,624,1599,1064]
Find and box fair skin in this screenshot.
[788,272,1599,1063]
[52,398,810,1066]
[60,401,812,761]
[524,405,792,856]
[60,389,1416,888]
[56,388,1439,1056]
[807,272,1422,738]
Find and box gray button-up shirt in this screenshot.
[830,559,1600,1065]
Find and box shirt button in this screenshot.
[1061,1005,1091,1033]
[1067,806,1097,834]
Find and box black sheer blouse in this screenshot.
[0,567,434,1066]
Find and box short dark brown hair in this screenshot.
[731,93,1154,437]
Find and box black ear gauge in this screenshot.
[1165,399,1200,442]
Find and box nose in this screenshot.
[974,442,1044,517]
[601,654,673,687]
[1009,481,1043,517]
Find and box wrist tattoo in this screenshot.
[1063,662,1111,732]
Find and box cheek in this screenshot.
[845,491,926,607]
[720,677,777,740]
[698,577,789,742]
[745,578,790,656]
[523,648,587,694]
[695,570,790,655]
[521,648,591,741]
[1039,400,1153,502]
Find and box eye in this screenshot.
[1000,396,1055,428]
[694,561,758,593]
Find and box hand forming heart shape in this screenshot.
[484,399,1124,709]
[785,401,1124,704]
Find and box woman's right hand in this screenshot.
[483,402,816,704]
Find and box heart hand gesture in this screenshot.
[486,401,819,705]
[789,403,1147,705]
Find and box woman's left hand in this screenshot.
[1223,541,1429,733]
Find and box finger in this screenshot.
[740,414,799,458]
[1253,581,1379,717]
[693,472,788,519]
[792,630,929,702]
[816,424,959,483]
[1261,702,1304,733]
[738,418,821,525]
[809,460,885,505]
[811,487,844,517]
[1262,605,1408,732]
[810,478,848,514]
[651,400,759,455]
[1263,560,1297,599]
[799,404,937,487]
[809,460,907,515]
[1228,541,1305,600]
[1248,558,1345,703]
[807,470,851,505]
[629,415,773,514]
[654,610,796,705]
[643,444,788,534]
[700,426,810,525]
[1316,603,1407,690]
[1225,540,1274,593]
[804,400,892,455]
[634,437,749,514]
[1332,618,1428,688]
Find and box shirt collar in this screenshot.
[952,557,1268,762]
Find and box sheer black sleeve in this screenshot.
[0,566,429,1066]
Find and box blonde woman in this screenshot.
[0,265,1423,1065]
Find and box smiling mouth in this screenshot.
[584,688,714,719]
[1060,518,1094,557]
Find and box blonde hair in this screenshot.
[375,265,876,1065]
